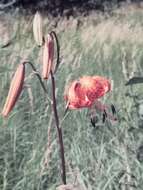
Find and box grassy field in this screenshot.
[1,5,143,190]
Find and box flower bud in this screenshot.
[42,34,54,79]
[33,11,43,46]
[1,63,25,117]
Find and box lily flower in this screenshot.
[64,76,111,109]
[1,63,25,117]
[64,76,116,122]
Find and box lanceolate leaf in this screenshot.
[125,77,143,85]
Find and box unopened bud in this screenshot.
[1,63,25,117]
[42,34,54,79]
[33,11,43,46]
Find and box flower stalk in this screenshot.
[42,31,66,184]
[24,61,48,95]
[50,71,66,184]
[49,31,66,184]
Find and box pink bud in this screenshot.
[42,34,54,79]
[2,63,25,117]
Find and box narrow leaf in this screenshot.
[125,77,143,85]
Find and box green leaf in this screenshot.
[125,77,143,85]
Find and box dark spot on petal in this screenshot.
[102,111,107,123]
[90,116,98,128]
[111,104,116,115]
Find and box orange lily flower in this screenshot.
[64,76,111,109]
[42,34,54,79]
[1,63,25,117]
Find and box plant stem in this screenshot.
[24,61,48,95]
[50,70,66,184]
[50,31,60,73]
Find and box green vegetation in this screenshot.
[1,5,143,190]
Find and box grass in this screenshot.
[1,5,143,190]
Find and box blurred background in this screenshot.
[0,0,143,190]
[0,0,143,15]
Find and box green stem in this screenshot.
[50,71,66,184]
[23,61,48,95]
